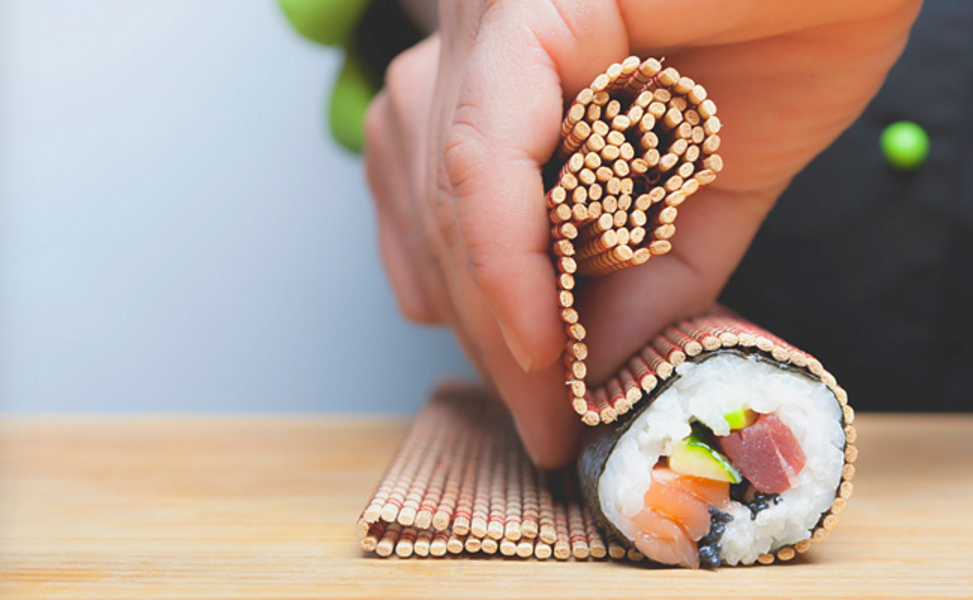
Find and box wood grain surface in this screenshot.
[2,414,972,599]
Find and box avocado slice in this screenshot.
[669,430,743,484]
[724,407,758,430]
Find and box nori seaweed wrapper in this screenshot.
[576,330,853,557]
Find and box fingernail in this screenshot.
[511,412,545,466]
[499,322,533,373]
[522,435,544,467]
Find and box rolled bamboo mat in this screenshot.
[356,309,856,564]
[542,56,724,424]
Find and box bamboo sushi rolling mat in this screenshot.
[2,413,972,599]
[354,307,857,566]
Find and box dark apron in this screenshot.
[720,0,973,411]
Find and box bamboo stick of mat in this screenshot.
[544,56,724,424]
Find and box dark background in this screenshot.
[721,0,973,411]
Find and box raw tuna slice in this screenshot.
[715,413,806,494]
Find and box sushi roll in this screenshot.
[579,309,856,568]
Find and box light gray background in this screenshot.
[0,0,474,413]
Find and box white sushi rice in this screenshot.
[598,352,846,566]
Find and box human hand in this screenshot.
[363,0,921,467]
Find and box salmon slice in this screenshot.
[716,413,806,494]
[653,468,731,508]
[645,474,712,540]
[632,508,700,569]
[630,466,733,568]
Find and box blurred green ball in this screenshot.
[880,121,929,171]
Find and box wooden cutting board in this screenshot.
[2,413,972,599]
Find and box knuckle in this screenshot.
[378,233,442,325]
[466,249,501,291]
[399,294,439,324]
[482,0,505,17]
[362,94,388,149]
[442,117,491,196]
[409,310,440,325]
[431,178,462,256]
[362,99,395,205]
[545,0,586,47]
[384,47,428,124]
[452,202,490,267]
[384,44,419,92]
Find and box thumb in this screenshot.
[442,0,629,372]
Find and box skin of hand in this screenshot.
[363,0,922,468]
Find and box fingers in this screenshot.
[364,37,450,324]
[440,0,629,372]
[419,0,630,464]
[492,362,583,469]
[362,0,919,470]
[364,93,439,322]
[617,0,921,50]
[439,255,582,466]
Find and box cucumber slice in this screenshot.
[724,407,758,430]
[669,432,743,483]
